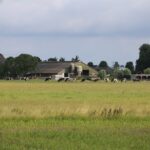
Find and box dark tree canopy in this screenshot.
[0,64,5,78]
[72,55,80,62]
[136,43,150,73]
[125,61,134,73]
[0,54,39,78]
[48,57,58,62]
[0,53,5,64]
[3,57,16,76]
[87,62,94,67]
[15,54,39,75]
[59,57,65,62]
[113,61,120,69]
[34,56,42,62]
[99,61,108,68]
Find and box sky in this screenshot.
[0,0,150,66]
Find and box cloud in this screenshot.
[0,0,150,37]
[1,0,150,66]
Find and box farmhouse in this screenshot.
[30,61,98,79]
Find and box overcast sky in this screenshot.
[0,0,150,66]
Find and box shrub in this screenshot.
[144,68,150,74]
[98,70,106,80]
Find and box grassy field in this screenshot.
[0,80,150,149]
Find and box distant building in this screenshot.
[132,74,150,80]
[29,61,98,78]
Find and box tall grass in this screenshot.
[0,80,149,118]
[0,81,150,150]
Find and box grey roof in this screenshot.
[34,62,71,74]
[31,61,98,76]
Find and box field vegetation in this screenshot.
[0,80,150,149]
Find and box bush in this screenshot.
[144,68,150,74]
[98,70,106,80]
[113,69,124,79]
[123,68,131,79]
[112,68,131,80]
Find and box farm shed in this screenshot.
[29,61,98,78]
[132,74,150,80]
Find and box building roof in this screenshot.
[75,61,98,75]
[34,61,71,74]
[32,61,98,76]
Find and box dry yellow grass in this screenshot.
[0,80,150,118]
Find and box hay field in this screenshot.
[0,80,150,149]
[0,80,150,118]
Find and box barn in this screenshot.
[29,61,98,79]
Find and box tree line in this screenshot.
[0,54,81,78]
[88,43,150,77]
[0,43,150,79]
[0,54,41,78]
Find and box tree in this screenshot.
[48,57,57,62]
[15,54,39,76]
[136,43,150,73]
[87,62,94,67]
[0,54,41,78]
[98,70,106,80]
[113,69,124,79]
[3,57,16,77]
[0,53,5,78]
[72,55,80,62]
[144,68,150,74]
[0,53,5,64]
[125,62,134,73]
[113,62,120,69]
[99,61,108,68]
[34,56,42,62]
[112,68,131,80]
[59,57,65,62]
[0,63,5,78]
[123,68,131,79]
